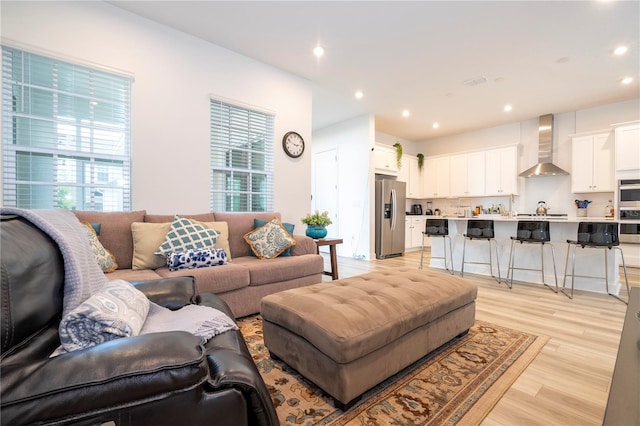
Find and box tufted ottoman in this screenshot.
[260,267,477,410]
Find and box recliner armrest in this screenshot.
[1,332,208,425]
[132,276,196,309]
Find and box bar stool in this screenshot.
[420,218,453,274]
[562,222,630,304]
[507,220,558,292]
[460,220,501,283]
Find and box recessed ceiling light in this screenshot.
[614,46,628,56]
[313,45,325,58]
[622,77,633,85]
[355,90,364,99]
[432,122,439,129]
[402,110,410,118]
[504,104,513,112]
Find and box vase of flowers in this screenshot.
[302,210,332,239]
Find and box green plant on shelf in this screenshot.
[393,142,403,169]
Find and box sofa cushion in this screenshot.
[73,210,146,270]
[155,263,250,294]
[81,222,118,273]
[212,212,282,258]
[132,221,231,270]
[243,218,296,259]
[155,216,219,256]
[232,254,324,286]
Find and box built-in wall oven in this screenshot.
[618,179,640,267]
[620,223,640,244]
[618,179,640,221]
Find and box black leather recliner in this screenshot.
[0,214,279,426]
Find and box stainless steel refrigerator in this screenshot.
[375,179,406,259]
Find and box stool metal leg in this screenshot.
[507,239,516,289]
[461,237,500,283]
[609,247,630,305]
[562,244,627,303]
[561,243,576,299]
[419,233,426,270]
[490,239,501,283]
[443,236,454,274]
[544,243,559,293]
[461,238,467,277]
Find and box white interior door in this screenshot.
[314,149,338,243]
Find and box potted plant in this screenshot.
[301,210,333,239]
[393,142,403,169]
[417,153,424,171]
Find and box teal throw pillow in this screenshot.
[155,215,220,255]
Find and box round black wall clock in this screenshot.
[282,131,305,158]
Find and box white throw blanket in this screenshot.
[1,208,238,355]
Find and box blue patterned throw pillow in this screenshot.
[167,248,228,271]
[243,218,296,259]
[253,218,295,257]
[155,215,220,255]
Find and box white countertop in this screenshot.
[421,215,640,224]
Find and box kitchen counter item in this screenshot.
[575,200,591,209]
[536,201,548,215]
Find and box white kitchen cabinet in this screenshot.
[405,216,428,249]
[485,146,518,195]
[400,155,424,198]
[571,132,614,193]
[615,123,640,172]
[424,156,450,198]
[373,144,399,175]
[449,152,485,197]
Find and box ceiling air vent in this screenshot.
[463,76,488,87]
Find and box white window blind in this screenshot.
[2,46,131,211]
[210,99,274,212]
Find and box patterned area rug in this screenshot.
[239,315,548,426]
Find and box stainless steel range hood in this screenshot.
[519,114,569,177]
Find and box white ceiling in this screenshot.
[108,1,639,141]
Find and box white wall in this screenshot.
[417,99,640,216]
[313,114,374,259]
[1,1,313,225]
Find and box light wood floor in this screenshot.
[319,249,639,426]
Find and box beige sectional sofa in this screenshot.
[73,210,325,318]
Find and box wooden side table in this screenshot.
[315,238,343,280]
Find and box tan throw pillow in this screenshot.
[131,221,231,270]
[201,221,231,260]
[243,218,296,259]
[131,222,170,270]
[81,221,118,273]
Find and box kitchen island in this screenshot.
[428,215,631,296]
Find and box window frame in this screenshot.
[1,46,132,211]
[209,98,274,213]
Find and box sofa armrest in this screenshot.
[132,276,196,310]
[290,234,317,256]
[1,332,208,425]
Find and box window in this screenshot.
[2,46,132,211]
[210,99,274,212]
